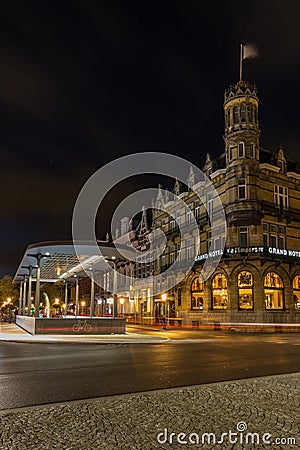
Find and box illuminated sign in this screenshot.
[194,247,300,262]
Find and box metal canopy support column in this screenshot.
[27,253,49,317]
[75,278,79,317]
[90,276,95,318]
[34,256,42,317]
[64,281,68,318]
[18,281,23,316]
[113,267,117,318]
[27,268,33,317]
[22,278,27,315]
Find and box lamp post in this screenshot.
[7,298,12,323]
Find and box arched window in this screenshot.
[238,142,245,158]
[247,106,252,123]
[238,271,254,310]
[191,278,204,310]
[293,276,300,311]
[233,106,239,124]
[212,273,228,309]
[250,143,255,158]
[240,106,246,122]
[264,272,284,310]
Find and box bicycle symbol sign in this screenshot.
[72,320,92,332]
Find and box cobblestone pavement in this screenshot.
[0,373,299,450]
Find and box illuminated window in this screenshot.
[264,272,284,310]
[212,273,228,309]
[293,276,300,311]
[238,271,254,310]
[191,278,204,310]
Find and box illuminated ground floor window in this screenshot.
[212,273,228,309]
[191,278,204,310]
[293,275,300,311]
[238,271,254,310]
[264,272,284,310]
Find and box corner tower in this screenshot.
[224,81,260,167]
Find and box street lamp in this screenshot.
[161,293,167,330]
[81,300,86,315]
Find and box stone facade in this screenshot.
[150,80,300,327]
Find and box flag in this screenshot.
[242,44,258,59]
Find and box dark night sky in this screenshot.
[1,0,300,276]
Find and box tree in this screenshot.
[0,275,19,307]
[41,282,64,303]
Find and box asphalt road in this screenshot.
[0,333,299,410]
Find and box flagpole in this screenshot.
[239,43,243,81]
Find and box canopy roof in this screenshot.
[13,240,131,283]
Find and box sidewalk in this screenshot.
[0,322,170,344]
[0,372,298,449]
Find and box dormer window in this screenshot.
[238,142,245,158]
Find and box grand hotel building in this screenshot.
[113,78,300,328]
